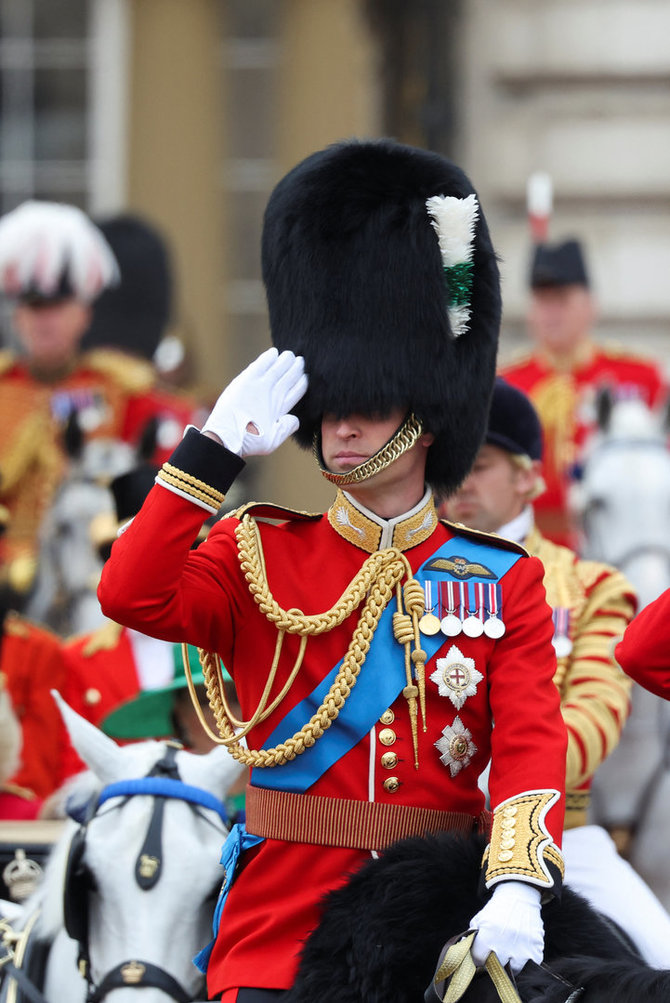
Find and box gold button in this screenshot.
[503,805,517,817]
[500,837,515,850]
[497,850,514,862]
[383,776,401,793]
[85,688,101,705]
[381,751,398,769]
[379,709,395,725]
[501,818,516,830]
[379,728,396,746]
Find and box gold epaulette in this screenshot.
[71,618,124,657]
[224,500,322,523]
[0,348,17,376]
[0,781,37,801]
[440,519,529,557]
[3,610,58,641]
[83,348,156,394]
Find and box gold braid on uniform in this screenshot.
[183,513,428,768]
[314,413,424,486]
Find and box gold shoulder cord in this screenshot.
[183,513,429,768]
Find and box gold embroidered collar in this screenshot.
[327,489,438,553]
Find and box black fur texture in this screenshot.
[261,139,501,495]
[285,832,669,1003]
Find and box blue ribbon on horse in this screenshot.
[194,823,263,973]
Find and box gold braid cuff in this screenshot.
[158,461,225,511]
[483,790,564,890]
[183,513,429,768]
[314,413,424,486]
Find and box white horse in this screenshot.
[571,395,670,909]
[4,694,243,1003]
[24,437,136,637]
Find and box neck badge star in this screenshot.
[430,644,483,710]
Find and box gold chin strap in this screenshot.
[314,412,424,486]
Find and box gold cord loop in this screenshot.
[183,513,429,767]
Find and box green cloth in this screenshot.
[101,642,225,740]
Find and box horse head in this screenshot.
[35,692,243,1003]
[570,394,670,609]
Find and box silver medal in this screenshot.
[484,615,505,639]
[553,635,573,658]
[440,613,462,637]
[462,615,484,638]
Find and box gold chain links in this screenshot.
[184,513,427,767]
[315,413,424,486]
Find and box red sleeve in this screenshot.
[615,588,670,700]
[487,554,567,844]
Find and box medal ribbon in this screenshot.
[553,607,570,641]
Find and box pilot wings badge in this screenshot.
[424,555,495,580]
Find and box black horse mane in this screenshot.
[286,831,670,1003]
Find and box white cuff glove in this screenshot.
[202,347,308,457]
[469,880,543,973]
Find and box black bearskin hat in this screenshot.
[261,138,501,495]
[82,213,172,360]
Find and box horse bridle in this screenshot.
[64,744,229,1003]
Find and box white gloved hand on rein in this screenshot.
[468,880,544,973]
[202,347,308,457]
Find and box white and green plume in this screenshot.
[425,193,479,338]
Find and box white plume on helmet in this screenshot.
[0,200,120,302]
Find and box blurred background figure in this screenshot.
[0,200,200,617]
[440,378,670,966]
[101,642,247,822]
[0,498,67,819]
[59,461,174,778]
[500,238,667,549]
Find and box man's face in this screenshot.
[526,283,595,355]
[320,407,433,486]
[440,444,537,534]
[14,297,92,372]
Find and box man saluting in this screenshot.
[99,139,567,1003]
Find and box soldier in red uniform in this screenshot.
[442,378,670,966]
[0,201,199,591]
[98,140,567,1002]
[60,463,175,778]
[0,503,67,816]
[500,239,667,548]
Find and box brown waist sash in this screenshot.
[245,785,491,852]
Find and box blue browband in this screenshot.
[97,777,229,824]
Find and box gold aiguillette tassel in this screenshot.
[403,683,420,769]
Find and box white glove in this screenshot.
[469,881,543,973]
[202,347,308,457]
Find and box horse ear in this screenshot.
[51,689,126,783]
[595,387,613,432]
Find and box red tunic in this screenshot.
[615,587,670,700]
[500,345,666,547]
[60,623,143,778]
[99,472,567,998]
[1,613,68,800]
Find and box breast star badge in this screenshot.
[430,644,483,710]
[435,716,477,776]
